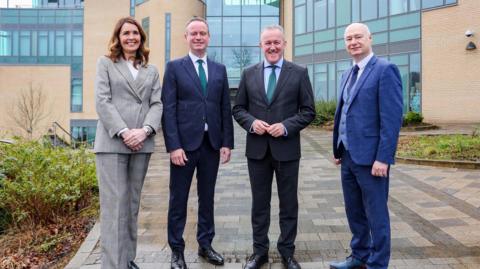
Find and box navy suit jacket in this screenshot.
[161,55,234,152]
[333,56,403,165]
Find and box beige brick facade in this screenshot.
[0,66,71,138]
[422,0,480,123]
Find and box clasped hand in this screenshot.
[252,119,285,137]
[121,129,147,151]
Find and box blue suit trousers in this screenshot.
[341,150,391,269]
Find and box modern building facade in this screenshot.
[0,0,479,144]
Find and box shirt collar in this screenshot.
[354,52,374,70]
[189,51,207,64]
[264,57,284,69]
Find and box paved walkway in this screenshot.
[72,123,480,269]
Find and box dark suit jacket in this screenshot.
[232,60,315,162]
[333,56,403,165]
[161,55,234,152]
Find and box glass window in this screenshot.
[223,17,241,46]
[389,27,420,42]
[207,47,222,63]
[242,47,261,68]
[445,0,456,4]
[261,0,280,15]
[390,12,420,30]
[314,41,335,53]
[224,0,241,16]
[336,0,351,26]
[409,53,421,112]
[366,19,388,33]
[410,0,420,10]
[362,0,378,21]
[352,0,360,22]
[165,13,171,64]
[306,0,314,32]
[295,5,306,34]
[295,34,313,46]
[242,17,260,46]
[142,17,149,47]
[422,0,443,9]
[242,0,260,15]
[373,32,388,44]
[65,31,71,56]
[294,45,313,56]
[208,17,222,46]
[261,17,279,28]
[0,31,12,56]
[49,31,55,56]
[314,0,327,30]
[207,0,222,15]
[314,72,327,100]
[12,31,19,56]
[328,0,335,27]
[295,0,306,5]
[20,31,31,56]
[71,78,82,112]
[223,47,242,82]
[379,0,388,17]
[315,29,335,42]
[328,63,336,101]
[390,0,408,15]
[55,31,65,56]
[72,31,82,56]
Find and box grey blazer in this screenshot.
[93,56,162,154]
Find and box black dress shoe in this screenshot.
[282,256,301,269]
[171,251,187,269]
[243,254,268,269]
[128,261,140,269]
[198,246,224,265]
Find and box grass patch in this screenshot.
[397,134,480,161]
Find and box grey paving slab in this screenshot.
[72,123,480,268]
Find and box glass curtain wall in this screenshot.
[293,0,457,112]
[0,8,84,111]
[206,0,280,86]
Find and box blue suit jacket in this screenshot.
[161,55,234,152]
[333,56,403,165]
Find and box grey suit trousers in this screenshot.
[96,153,151,269]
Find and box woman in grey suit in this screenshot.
[94,17,162,269]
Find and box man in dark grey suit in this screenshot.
[232,25,315,269]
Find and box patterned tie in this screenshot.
[347,64,359,97]
[197,59,207,96]
[266,65,277,103]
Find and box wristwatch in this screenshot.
[143,126,153,136]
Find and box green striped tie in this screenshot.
[197,59,207,96]
[266,65,277,103]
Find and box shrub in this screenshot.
[311,100,337,126]
[403,111,423,126]
[0,138,97,231]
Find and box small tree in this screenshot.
[232,48,252,70]
[9,82,51,139]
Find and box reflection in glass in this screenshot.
[390,0,408,15]
[261,0,280,15]
[223,17,241,46]
[295,5,306,34]
[314,0,327,30]
[208,17,222,46]
[224,0,241,16]
[362,0,378,21]
[242,17,260,46]
[242,0,260,16]
[422,0,444,9]
[207,0,222,16]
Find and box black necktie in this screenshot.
[346,65,359,96]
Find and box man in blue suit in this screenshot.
[161,17,234,269]
[330,23,403,269]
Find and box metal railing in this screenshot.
[50,121,79,148]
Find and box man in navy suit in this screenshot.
[161,17,234,269]
[330,23,403,269]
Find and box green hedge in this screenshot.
[403,111,423,126]
[311,100,337,126]
[0,139,97,232]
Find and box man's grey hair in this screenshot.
[344,23,371,37]
[185,16,209,34]
[260,24,285,39]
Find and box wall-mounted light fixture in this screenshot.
[465,29,477,51]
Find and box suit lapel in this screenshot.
[348,56,377,109]
[254,62,269,105]
[270,60,292,104]
[206,58,216,99]
[181,56,204,98]
[133,65,148,96]
[113,59,141,101]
